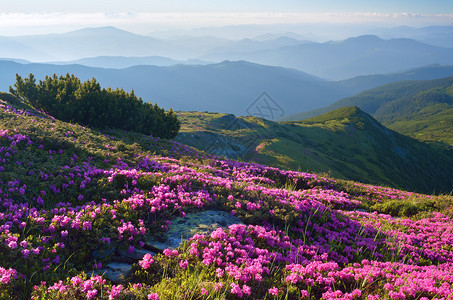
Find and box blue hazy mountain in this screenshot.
[0,60,351,117]
[336,64,453,94]
[8,27,194,61]
[203,36,307,55]
[5,27,453,81]
[201,35,453,80]
[4,27,309,62]
[55,56,212,69]
[0,36,53,61]
[3,59,453,119]
[370,25,453,48]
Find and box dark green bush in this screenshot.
[10,73,180,139]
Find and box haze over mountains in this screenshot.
[4,60,453,118]
[202,35,453,80]
[1,26,453,79]
[0,26,308,62]
[1,25,453,119]
[0,60,350,116]
[369,25,453,48]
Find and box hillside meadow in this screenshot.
[286,76,453,147]
[0,93,453,299]
[176,108,453,195]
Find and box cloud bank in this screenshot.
[0,12,452,36]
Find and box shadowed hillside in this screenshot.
[285,76,453,145]
[176,107,453,194]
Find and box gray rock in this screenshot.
[116,248,157,263]
[144,240,170,252]
[97,262,132,283]
[92,243,117,260]
[146,210,242,250]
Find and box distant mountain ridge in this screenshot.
[336,64,453,94]
[3,59,453,119]
[1,26,310,62]
[201,35,453,80]
[8,26,191,61]
[0,59,351,116]
[2,26,453,81]
[371,25,453,48]
[53,56,212,69]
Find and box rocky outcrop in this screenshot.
[94,210,242,283]
[145,210,243,251]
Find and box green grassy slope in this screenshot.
[283,77,453,146]
[373,86,453,145]
[3,87,453,299]
[176,107,453,194]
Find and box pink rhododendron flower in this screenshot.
[139,253,154,269]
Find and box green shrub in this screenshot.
[9,73,180,139]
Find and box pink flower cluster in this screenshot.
[35,273,164,299]
[180,224,293,297]
[2,99,453,299]
[0,267,17,285]
[139,253,154,269]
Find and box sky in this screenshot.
[0,0,452,36]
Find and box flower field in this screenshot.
[1,95,453,299]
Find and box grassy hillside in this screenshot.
[285,76,453,146]
[176,107,453,195]
[2,90,453,299]
[373,85,453,145]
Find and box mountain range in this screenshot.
[284,76,453,146]
[201,35,453,80]
[370,25,453,48]
[54,56,211,69]
[3,59,453,118]
[1,26,453,81]
[0,60,350,116]
[1,26,308,62]
[4,27,191,61]
[175,107,453,194]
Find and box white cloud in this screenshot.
[0,12,452,36]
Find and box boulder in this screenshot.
[96,262,132,283]
[114,248,157,264]
[146,209,242,251]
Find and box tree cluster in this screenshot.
[10,73,180,139]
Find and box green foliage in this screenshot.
[9,73,180,139]
[176,109,453,195]
[371,198,437,217]
[290,76,453,146]
[2,93,453,299]
[301,106,365,125]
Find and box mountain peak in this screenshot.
[68,26,138,37]
[302,106,365,121]
[300,106,385,131]
[343,35,383,44]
